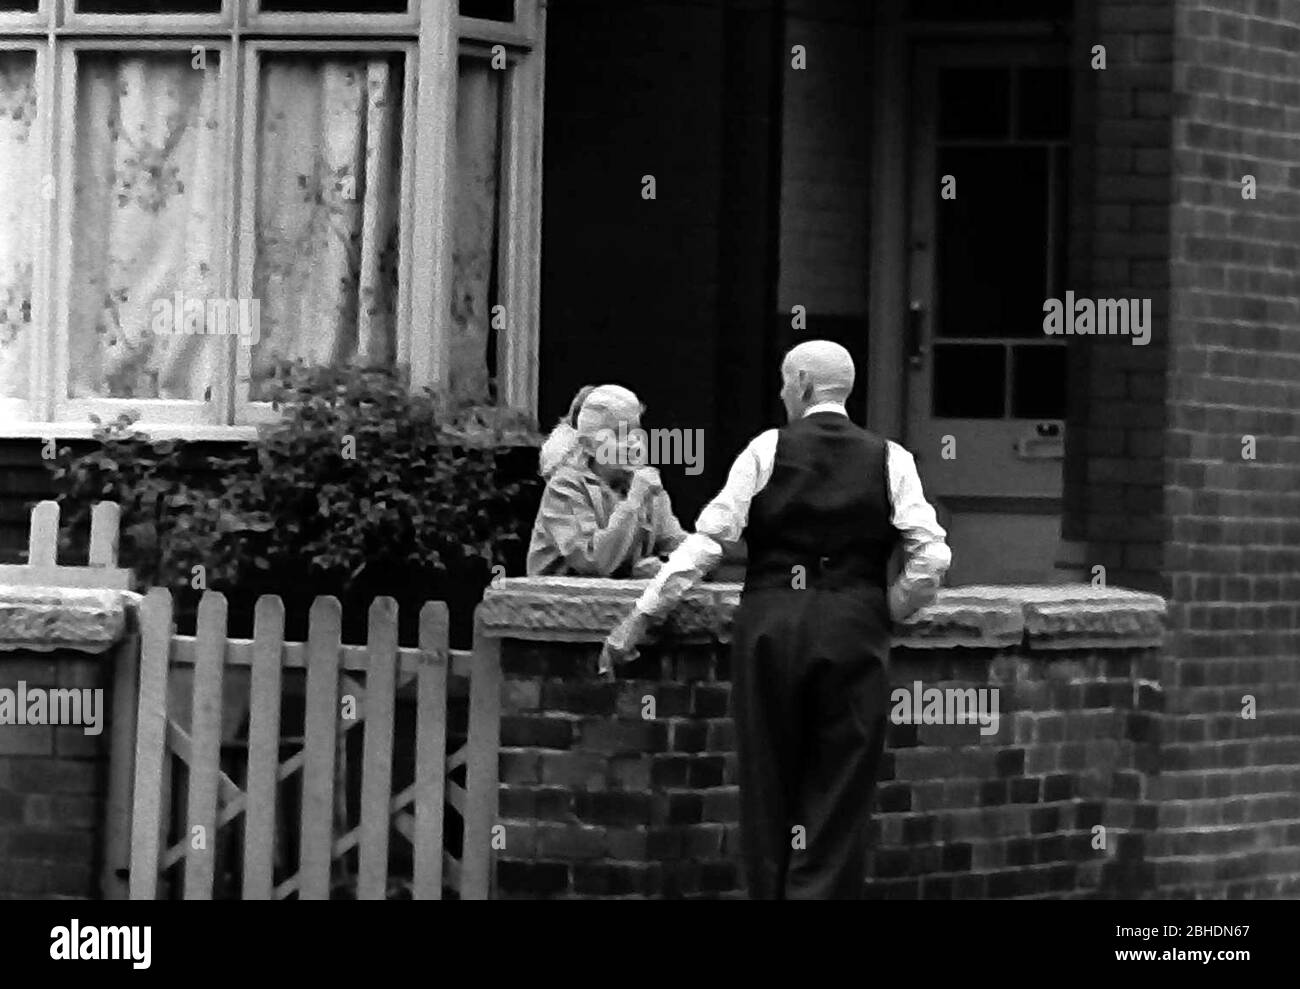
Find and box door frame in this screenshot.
[866,4,1078,584]
[867,1,1077,450]
[905,40,1070,495]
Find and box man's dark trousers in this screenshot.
[730,411,897,899]
[732,583,890,899]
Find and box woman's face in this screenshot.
[588,414,644,485]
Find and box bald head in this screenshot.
[780,340,855,419]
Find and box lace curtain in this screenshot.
[0,50,502,411]
[0,52,38,404]
[450,56,503,406]
[69,52,224,401]
[250,54,403,401]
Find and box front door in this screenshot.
[906,43,1072,585]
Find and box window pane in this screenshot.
[1012,345,1066,419]
[936,146,1049,338]
[69,52,225,402]
[0,52,38,403]
[910,0,1072,20]
[0,2,40,11]
[933,344,1005,419]
[76,1,223,12]
[460,0,514,21]
[251,54,404,401]
[938,68,1009,140]
[451,56,504,406]
[1019,66,1071,140]
[259,0,408,12]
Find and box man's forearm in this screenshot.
[634,532,725,619]
[888,542,951,619]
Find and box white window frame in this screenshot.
[233,39,418,426]
[0,0,50,35]
[52,38,236,430]
[0,0,547,439]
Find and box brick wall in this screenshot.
[496,639,741,898]
[0,440,56,566]
[1062,0,1176,594]
[0,649,114,899]
[774,0,872,421]
[1150,0,1300,898]
[492,631,1183,899]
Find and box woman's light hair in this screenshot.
[538,384,644,477]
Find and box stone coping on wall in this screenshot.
[0,585,139,654]
[477,577,1167,651]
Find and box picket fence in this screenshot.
[7,501,501,900]
[123,588,501,900]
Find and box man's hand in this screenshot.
[598,610,650,679]
[888,583,910,623]
[631,556,665,578]
[889,579,938,623]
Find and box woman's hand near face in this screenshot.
[628,467,663,504]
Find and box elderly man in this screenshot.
[600,340,951,899]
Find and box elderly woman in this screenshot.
[526,384,688,577]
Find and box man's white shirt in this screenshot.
[634,401,952,619]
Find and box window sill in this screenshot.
[477,578,1168,652]
[0,423,261,443]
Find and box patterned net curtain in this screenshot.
[0,49,505,410]
[69,52,225,401]
[0,52,38,403]
[250,54,404,402]
[450,56,503,407]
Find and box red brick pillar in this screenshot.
[0,587,135,899]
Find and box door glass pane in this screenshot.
[259,0,408,11]
[938,68,1009,140]
[1018,66,1071,139]
[76,1,223,12]
[69,51,224,401]
[1012,345,1066,418]
[936,146,1048,338]
[460,0,514,20]
[0,51,38,403]
[933,344,1005,419]
[251,54,405,401]
[910,0,1072,20]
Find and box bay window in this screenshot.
[0,0,545,437]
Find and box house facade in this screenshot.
[1,0,1299,897]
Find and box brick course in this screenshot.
[0,649,113,900]
[493,636,1184,899]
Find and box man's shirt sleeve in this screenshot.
[634,430,778,618]
[886,441,952,615]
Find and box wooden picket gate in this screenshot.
[121,587,502,900]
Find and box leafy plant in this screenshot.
[48,362,542,645]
